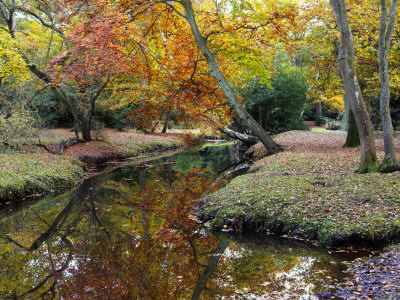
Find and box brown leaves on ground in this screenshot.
[317,248,400,299]
[36,128,183,161]
[64,141,124,158]
[249,129,400,160]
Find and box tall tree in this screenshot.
[379,0,400,171]
[180,1,282,154]
[0,0,129,141]
[119,0,298,155]
[343,93,360,147]
[330,0,377,173]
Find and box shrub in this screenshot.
[0,108,39,150]
[239,64,310,135]
[315,116,327,126]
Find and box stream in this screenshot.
[0,144,372,299]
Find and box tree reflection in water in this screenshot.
[0,147,360,299]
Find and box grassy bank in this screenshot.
[0,154,86,202]
[199,130,400,246]
[1,128,185,202]
[38,128,184,158]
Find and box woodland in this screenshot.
[1,0,400,298]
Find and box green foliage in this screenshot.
[0,108,40,150]
[239,63,310,135]
[315,116,327,126]
[367,95,400,130]
[28,89,73,128]
[172,153,203,174]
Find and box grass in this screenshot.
[0,153,86,202]
[1,128,185,201]
[199,130,400,247]
[37,128,76,144]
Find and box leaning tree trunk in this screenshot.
[330,0,377,173]
[181,1,282,155]
[161,111,170,133]
[379,0,400,171]
[343,93,360,147]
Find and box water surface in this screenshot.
[0,145,368,299]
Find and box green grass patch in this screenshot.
[0,153,86,202]
[199,151,400,246]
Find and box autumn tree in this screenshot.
[81,0,235,135]
[0,0,134,141]
[378,0,400,171]
[46,1,139,140]
[115,0,300,154]
[298,1,360,147]
[329,0,377,172]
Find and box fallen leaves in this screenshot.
[318,248,400,299]
[200,130,400,246]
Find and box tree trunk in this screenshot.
[219,127,257,144]
[80,120,92,142]
[190,239,229,300]
[379,0,400,171]
[330,0,377,173]
[343,93,360,147]
[181,1,282,155]
[161,112,170,133]
[316,101,322,119]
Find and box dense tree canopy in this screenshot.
[1,0,400,170]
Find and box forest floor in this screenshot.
[0,128,184,202]
[38,128,184,161]
[199,129,400,247]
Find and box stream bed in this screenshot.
[0,144,373,299]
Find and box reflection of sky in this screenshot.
[275,257,316,296]
[222,246,245,259]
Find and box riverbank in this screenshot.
[0,153,86,202]
[199,130,400,247]
[0,129,184,202]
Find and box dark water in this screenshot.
[0,144,369,299]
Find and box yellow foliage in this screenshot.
[320,95,345,113]
[0,34,29,83]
